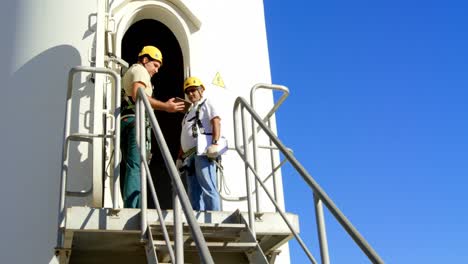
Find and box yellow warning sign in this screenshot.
[212,72,225,88]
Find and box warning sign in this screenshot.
[212,72,225,88]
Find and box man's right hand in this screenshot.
[176,159,185,173]
[165,98,185,112]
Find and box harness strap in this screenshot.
[182,147,197,159]
[121,88,152,162]
[121,89,136,116]
[188,98,213,138]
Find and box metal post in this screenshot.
[138,99,147,241]
[250,103,261,213]
[242,107,255,235]
[173,189,184,264]
[57,69,75,247]
[112,73,121,210]
[250,84,289,211]
[267,118,279,211]
[90,0,107,208]
[144,160,176,263]
[314,193,330,264]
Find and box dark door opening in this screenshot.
[122,19,185,209]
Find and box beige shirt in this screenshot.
[122,63,153,97]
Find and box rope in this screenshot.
[214,159,250,202]
[214,158,284,202]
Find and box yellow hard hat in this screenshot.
[183,76,205,91]
[138,45,163,65]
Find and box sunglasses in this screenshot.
[185,87,200,95]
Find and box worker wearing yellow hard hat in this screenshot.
[183,76,205,92]
[177,76,227,211]
[120,45,184,208]
[138,45,163,65]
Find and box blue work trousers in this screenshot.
[185,155,220,211]
[120,116,141,208]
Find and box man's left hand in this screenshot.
[206,144,219,159]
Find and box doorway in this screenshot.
[122,19,185,209]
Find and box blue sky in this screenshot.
[264,1,468,263]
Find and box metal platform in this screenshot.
[61,207,299,263]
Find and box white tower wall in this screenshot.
[0,0,289,263]
[1,1,104,263]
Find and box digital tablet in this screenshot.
[175,97,192,113]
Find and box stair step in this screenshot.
[150,222,246,229]
[153,240,258,253]
[150,222,247,239]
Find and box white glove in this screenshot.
[176,159,183,170]
[206,144,219,159]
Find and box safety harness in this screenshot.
[121,89,152,161]
[121,89,136,118]
[181,98,211,159]
[179,98,229,206]
[184,98,212,138]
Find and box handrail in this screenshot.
[234,98,317,263]
[250,83,289,128]
[136,99,175,263]
[233,96,384,264]
[57,66,121,249]
[250,83,289,212]
[135,88,215,264]
[142,157,176,263]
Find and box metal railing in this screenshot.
[250,83,289,211]
[57,66,213,263]
[57,65,382,263]
[233,87,384,264]
[218,84,291,203]
[135,88,214,264]
[57,66,121,249]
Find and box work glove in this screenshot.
[206,144,219,159]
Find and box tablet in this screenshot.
[175,97,192,113]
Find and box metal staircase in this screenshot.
[147,210,269,263]
[59,206,297,264]
[55,65,384,263]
